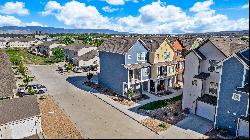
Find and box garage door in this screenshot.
[196,101,216,121]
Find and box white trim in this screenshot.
[246,97,249,116]
[214,62,223,127]
[236,118,240,137]
[242,68,246,87]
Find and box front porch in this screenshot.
[149,76,178,95]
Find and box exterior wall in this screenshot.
[198,41,226,97]
[182,52,201,113]
[154,41,174,63]
[0,115,42,139]
[76,56,99,67]
[173,40,184,59]
[215,57,248,136]
[238,119,249,138]
[98,51,128,95]
[64,47,96,62]
[125,40,148,65]
[0,42,7,48]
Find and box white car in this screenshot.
[17,84,47,96]
[73,66,83,73]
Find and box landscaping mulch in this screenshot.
[37,95,83,139]
[138,100,186,126]
[141,118,170,133]
[84,82,135,106]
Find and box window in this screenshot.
[192,80,197,86]
[209,82,218,94]
[232,93,241,101]
[168,66,172,74]
[137,52,146,61]
[176,51,182,56]
[143,68,149,76]
[208,60,220,72]
[172,66,175,73]
[128,55,132,59]
[164,51,171,60]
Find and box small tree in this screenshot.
[16,63,26,76]
[65,63,73,71]
[27,86,37,95]
[23,75,33,87]
[52,47,65,62]
[87,72,93,82]
[127,88,135,100]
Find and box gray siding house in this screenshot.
[182,37,248,122]
[215,48,249,137]
[98,37,150,96]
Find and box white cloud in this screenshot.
[40,1,62,16]
[0,15,43,26]
[41,0,249,34]
[41,1,110,29]
[189,0,214,12]
[242,3,249,9]
[104,0,125,5]
[0,1,29,16]
[102,6,119,12]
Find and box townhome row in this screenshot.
[182,37,249,138]
[0,52,41,139]
[98,37,188,97]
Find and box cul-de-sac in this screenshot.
[0,0,249,139]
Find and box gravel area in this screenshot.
[205,129,222,139]
[138,100,186,125]
[141,118,170,133]
[37,95,83,139]
[84,82,135,106]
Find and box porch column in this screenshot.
[154,80,157,94]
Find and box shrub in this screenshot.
[159,122,166,128]
[27,87,37,95]
[65,63,73,71]
[87,72,94,81]
[16,63,26,75]
[127,88,135,99]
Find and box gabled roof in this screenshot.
[61,43,94,51]
[209,37,248,57]
[98,37,141,54]
[140,37,167,52]
[0,96,40,124]
[193,49,206,60]
[0,53,16,99]
[75,50,98,61]
[236,48,249,67]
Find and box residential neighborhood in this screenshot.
[0,0,249,139]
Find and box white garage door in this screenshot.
[196,101,216,121]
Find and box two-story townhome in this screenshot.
[215,48,249,138]
[61,43,97,66]
[182,37,248,122]
[98,37,150,97]
[0,40,7,48]
[141,37,178,95]
[7,38,37,48]
[30,41,65,56]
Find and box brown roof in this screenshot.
[62,43,94,51]
[140,37,167,52]
[0,96,40,124]
[178,37,198,50]
[0,53,16,99]
[75,50,98,61]
[209,37,249,57]
[98,37,141,54]
[9,38,36,42]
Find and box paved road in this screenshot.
[28,65,159,139]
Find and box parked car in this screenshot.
[17,84,47,96]
[81,66,90,72]
[73,66,83,73]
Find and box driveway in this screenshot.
[160,114,213,139]
[28,65,159,139]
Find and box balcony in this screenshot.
[197,94,217,106]
[194,72,210,80]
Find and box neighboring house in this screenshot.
[30,41,65,56]
[98,37,150,96]
[7,38,37,48]
[142,37,178,95]
[172,38,185,83]
[72,50,99,67]
[0,53,16,100]
[0,96,42,139]
[61,43,97,65]
[182,37,248,122]
[0,40,7,48]
[215,48,249,137]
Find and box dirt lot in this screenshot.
[37,95,83,139]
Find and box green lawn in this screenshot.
[1,48,53,65]
[139,95,182,110]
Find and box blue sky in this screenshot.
[0,0,249,33]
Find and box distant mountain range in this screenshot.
[0,26,248,36]
[0,26,129,34]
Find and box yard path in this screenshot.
[28,65,159,139]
